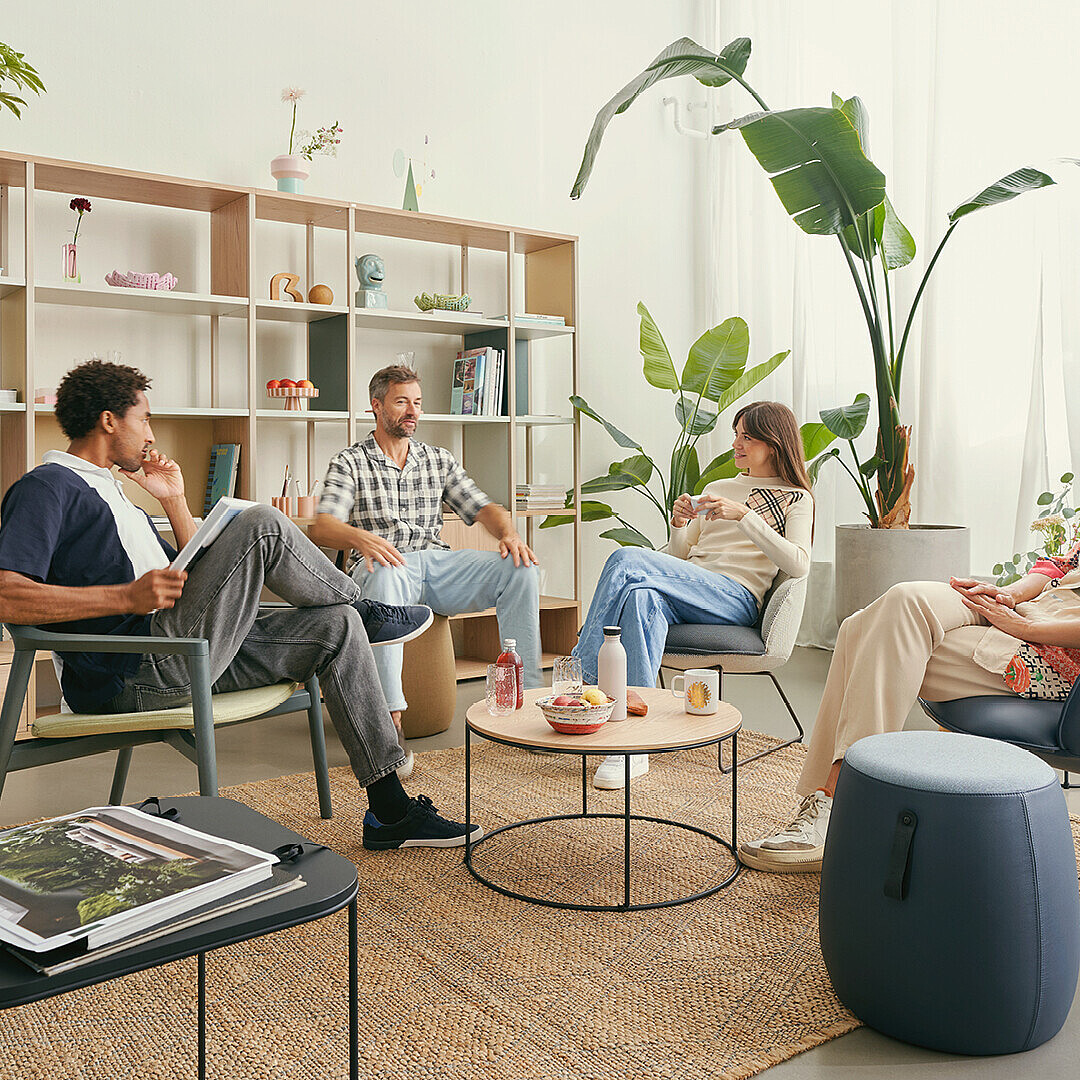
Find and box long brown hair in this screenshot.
[732,401,812,492]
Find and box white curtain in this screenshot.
[692,0,1080,647]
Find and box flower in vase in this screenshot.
[69,197,91,244]
[297,121,343,161]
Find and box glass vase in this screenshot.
[61,243,80,283]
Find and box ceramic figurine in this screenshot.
[355,254,388,309]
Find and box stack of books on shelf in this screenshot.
[451,346,506,416]
[0,805,304,976]
[516,484,567,511]
[493,313,566,328]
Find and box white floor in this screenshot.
[4,646,1078,1077]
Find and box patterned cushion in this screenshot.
[32,681,300,738]
[664,623,766,657]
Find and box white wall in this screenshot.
[4,0,708,606]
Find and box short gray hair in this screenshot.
[369,364,421,403]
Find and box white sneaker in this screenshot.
[396,747,415,781]
[592,754,649,790]
[738,791,832,873]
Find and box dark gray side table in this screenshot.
[0,796,359,1080]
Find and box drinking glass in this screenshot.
[551,656,582,696]
[486,663,516,716]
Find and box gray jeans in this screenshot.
[105,505,405,787]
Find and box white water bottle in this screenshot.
[597,625,627,721]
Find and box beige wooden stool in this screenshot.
[400,615,456,738]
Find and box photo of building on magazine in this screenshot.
[0,806,273,950]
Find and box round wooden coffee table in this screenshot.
[464,686,743,911]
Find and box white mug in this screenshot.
[671,669,719,715]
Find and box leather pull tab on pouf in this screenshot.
[819,730,1080,1055]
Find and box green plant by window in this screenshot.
[539,302,835,549]
[0,43,44,119]
[993,473,1077,585]
[570,37,1067,528]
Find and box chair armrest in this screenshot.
[1055,678,1080,756]
[4,625,209,657]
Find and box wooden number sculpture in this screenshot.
[270,272,303,302]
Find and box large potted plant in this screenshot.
[541,302,836,547]
[570,37,1066,621]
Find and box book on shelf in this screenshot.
[203,443,240,516]
[423,308,483,319]
[452,347,506,416]
[0,805,277,958]
[491,313,566,326]
[171,496,256,573]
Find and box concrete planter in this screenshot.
[835,524,971,626]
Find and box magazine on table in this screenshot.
[0,805,277,954]
[170,496,256,573]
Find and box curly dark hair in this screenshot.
[55,360,152,440]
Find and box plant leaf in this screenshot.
[714,350,789,414]
[878,195,916,269]
[580,455,655,494]
[800,421,837,461]
[695,454,740,492]
[807,447,840,485]
[820,393,871,440]
[680,317,749,400]
[571,37,751,199]
[570,394,641,450]
[674,397,718,436]
[599,526,655,549]
[1037,492,1054,506]
[670,444,700,503]
[859,454,885,477]
[716,107,886,235]
[637,301,679,391]
[948,167,1055,223]
[539,500,616,529]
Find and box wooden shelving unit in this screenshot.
[0,149,582,716]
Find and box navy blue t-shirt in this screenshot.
[0,451,177,712]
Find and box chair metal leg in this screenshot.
[305,676,333,819]
[109,747,133,804]
[1063,771,1074,790]
[0,648,34,800]
[187,649,218,795]
[719,671,804,774]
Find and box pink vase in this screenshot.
[61,243,79,283]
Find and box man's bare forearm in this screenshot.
[0,571,133,625]
[160,496,197,550]
[307,513,363,551]
[475,503,513,541]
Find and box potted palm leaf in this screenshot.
[571,36,1067,621]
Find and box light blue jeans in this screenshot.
[572,547,759,688]
[354,548,542,712]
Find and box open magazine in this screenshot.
[0,805,276,953]
[170,496,256,573]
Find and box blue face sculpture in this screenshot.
[355,254,385,291]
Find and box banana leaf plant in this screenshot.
[540,303,835,549]
[571,37,1062,527]
[0,43,45,119]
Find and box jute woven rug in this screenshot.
[2,730,1035,1080]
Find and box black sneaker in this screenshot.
[362,794,484,850]
[354,599,434,647]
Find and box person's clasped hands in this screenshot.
[671,492,749,529]
[950,576,1032,636]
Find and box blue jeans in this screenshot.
[572,547,759,688]
[355,548,541,712]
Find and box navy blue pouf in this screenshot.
[820,731,1080,1055]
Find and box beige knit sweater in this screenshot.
[667,473,814,604]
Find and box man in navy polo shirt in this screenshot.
[0,360,481,851]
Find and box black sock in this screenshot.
[366,770,411,823]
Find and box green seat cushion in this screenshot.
[32,681,301,738]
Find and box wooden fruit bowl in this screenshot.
[267,386,319,411]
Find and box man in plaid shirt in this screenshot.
[309,365,541,752]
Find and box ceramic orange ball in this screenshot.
[308,284,334,305]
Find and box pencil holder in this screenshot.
[295,496,316,518]
[271,496,294,516]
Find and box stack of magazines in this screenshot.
[516,484,566,511]
[0,805,304,975]
[451,346,506,416]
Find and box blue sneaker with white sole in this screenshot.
[354,599,434,647]
[362,795,483,850]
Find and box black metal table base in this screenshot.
[194,896,359,1079]
[465,727,741,912]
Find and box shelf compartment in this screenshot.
[36,284,248,317]
[255,300,349,323]
[517,415,574,426]
[449,596,579,622]
[256,409,349,422]
[354,309,510,336]
[34,405,247,419]
[0,277,25,299]
[500,322,576,341]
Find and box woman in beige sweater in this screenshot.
[572,401,814,789]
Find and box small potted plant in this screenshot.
[270,87,342,194]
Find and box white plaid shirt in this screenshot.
[318,433,490,570]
